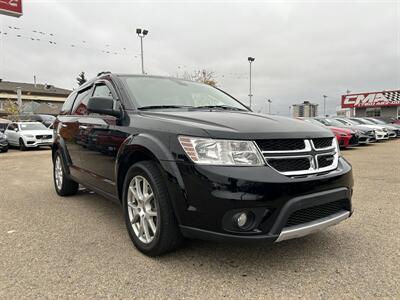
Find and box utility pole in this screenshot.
[248,57,255,109]
[136,28,149,74]
[267,99,272,114]
[323,95,327,117]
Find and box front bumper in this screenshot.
[166,157,353,243]
[24,138,52,147]
[0,140,8,150]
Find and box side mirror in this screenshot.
[87,97,122,117]
[14,128,18,132]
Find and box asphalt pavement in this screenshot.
[0,140,399,299]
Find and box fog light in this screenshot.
[237,213,248,228]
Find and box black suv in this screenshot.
[52,73,353,256]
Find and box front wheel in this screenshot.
[53,151,79,196]
[19,138,27,151]
[123,161,183,256]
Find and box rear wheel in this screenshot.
[53,151,79,196]
[123,161,183,256]
[19,138,27,151]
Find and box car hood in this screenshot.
[21,130,53,136]
[330,127,351,135]
[138,111,333,139]
[355,124,385,130]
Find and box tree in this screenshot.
[76,72,87,86]
[4,99,20,116]
[191,69,217,86]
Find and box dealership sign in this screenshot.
[342,90,400,108]
[0,0,22,17]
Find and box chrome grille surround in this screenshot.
[259,138,339,176]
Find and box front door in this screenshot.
[78,81,127,195]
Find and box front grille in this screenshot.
[256,139,305,151]
[285,200,348,228]
[36,135,52,139]
[349,134,358,145]
[267,157,310,172]
[260,138,338,176]
[312,138,333,149]
[317,154,335,168]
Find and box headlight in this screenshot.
[25,134,34,138]
[178,136,264,166]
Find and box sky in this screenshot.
[0,0,399,116]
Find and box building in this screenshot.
[341,90,400,120]
[0,80,71,117]
[292,101,318,118]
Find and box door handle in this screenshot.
[79,125,88,130]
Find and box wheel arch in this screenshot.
[115,134,185,205]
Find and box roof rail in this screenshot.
[97,71,111,76]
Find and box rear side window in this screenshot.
[61,92,77,114]
[72,88,92,115]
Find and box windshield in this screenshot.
[351,118,375,125]
[335,118,355,126]
[369,118,385,125]
[20,123,47,130]
[314,118,344,127]
[121,76,249,111]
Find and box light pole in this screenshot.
[248,57,255,109]
[323,95,327,117]
[136,28,149,74]
[267,99,272,114]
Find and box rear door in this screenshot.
[58,88,92,172]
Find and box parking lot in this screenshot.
[0,141,399,299]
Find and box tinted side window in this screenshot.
[7,123,15,131]
[72,89,91,115]
[61,92,77,114]
[93,84,113,98]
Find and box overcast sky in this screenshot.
[0,0,399,115]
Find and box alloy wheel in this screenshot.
[54,155,63,190]
[127,176,158,244]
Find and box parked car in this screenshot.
[0,131,8,152]
[365,118,400,136]
[348,118,397,138]
[334,118,389,141]
[5,121,53,150]
[52,73,353,256]
[313,117,376,144]
[301,118,357,148]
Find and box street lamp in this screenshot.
[323,95,328,117]
[248,57,255,109]
[136,28,149,74]
[267,99,272,114]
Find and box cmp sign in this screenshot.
[0,0,22,17]
[342,90,400,108]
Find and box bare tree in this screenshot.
[191,69,217,86]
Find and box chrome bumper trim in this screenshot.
[275,210,350,242]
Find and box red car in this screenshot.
[298,118,357,148]
[329,126,354,148]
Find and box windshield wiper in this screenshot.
[138,105,192,110]
[192,105,247,111]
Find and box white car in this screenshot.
[5,121,53,151]
[334,118,389,140]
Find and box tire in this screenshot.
[123,161,183,256]
[53,150,79,196]
[19,138,27,151]
[2,146,8,153]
